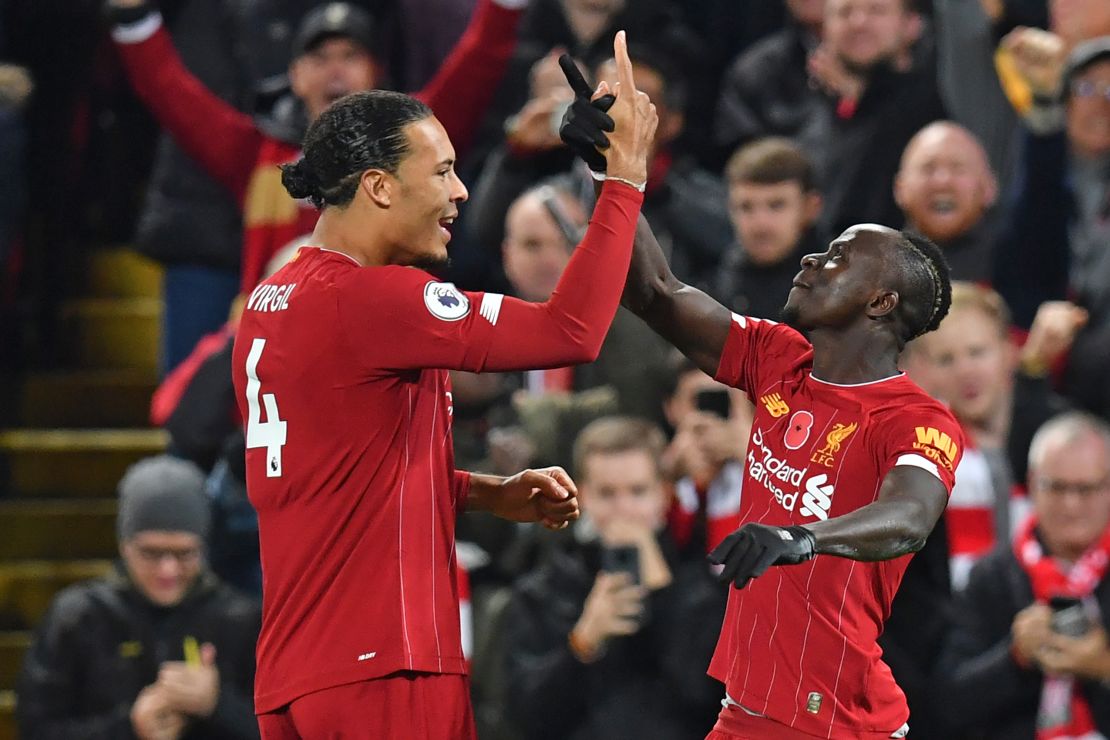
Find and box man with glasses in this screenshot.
[17,455,261,740]
[940,412,1110,738]
[994,35,1110,420]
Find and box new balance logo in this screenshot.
[760,393,790,418]
[357,652,377,662]
[799,474,834,520]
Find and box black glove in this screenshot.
[708,523,817,590]
[557,54,616,173]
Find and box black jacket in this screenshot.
[503,535,725,740]
[712,22,820,162]
[709,229,820,320]
[938,542,1110,739]
[812,56,946,241]
[17,567,260,740]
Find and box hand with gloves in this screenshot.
[709,523,817,589]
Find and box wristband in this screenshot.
[601,173,646,193]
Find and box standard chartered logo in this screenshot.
[747,427,836,521]
[799,474,834,520]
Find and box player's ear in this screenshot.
[867,289,899,320]
[360,169,393,208]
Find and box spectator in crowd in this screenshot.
[106,0,526,366]
[660,353,749,558]
[711,137,823,319]
[503,416,723,740]
[712,0,824,164]
[465,51,583,289]
[111,0,258,374]
[886,285,1081,736]
[940,411,1110,739]
[906,282,1083,586]
[470,46,731,288]
[460,180,673,468]
[993,33,1110,419]
[894,121,1000,283]
[807,0,946,238]
[16,455,261,740]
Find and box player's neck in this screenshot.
[308,208,391,267]
[808,329,901,385]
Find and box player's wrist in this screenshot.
[782,525,817,563]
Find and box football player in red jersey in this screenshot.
[560,62,965,740]
[233,32,656,740]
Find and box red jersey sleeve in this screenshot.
[334,181,642,373]
[453,470,472,511]
[413,0,522,158]
[112,15,263,202]
[876,403,964,494]
[714,314,812,396]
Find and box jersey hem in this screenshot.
[255,653,468,713]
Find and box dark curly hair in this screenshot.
[891,230,953,346]
[280,90,432,209]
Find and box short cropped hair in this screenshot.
[572,416,667,481]
[725,137,817,192]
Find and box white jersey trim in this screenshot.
[479,293,504,326]
[809,372,905,388]
[894,453,942,481]
[312,246,361,266]
[111,12,163,44]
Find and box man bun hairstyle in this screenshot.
[894,230,952,345]
[280,90,432,209]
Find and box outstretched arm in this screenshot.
[557,56,732,376]
[622,215,733,376]
[807,466,947,559]
[711,465,948,589]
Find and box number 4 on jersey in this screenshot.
[245,338,287,478]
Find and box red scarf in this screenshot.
[1014,515,1110,739]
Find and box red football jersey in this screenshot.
[231,183,643,712]
[708,314,963,739]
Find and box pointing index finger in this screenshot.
[558,54,593,99]
[613,30,636,95]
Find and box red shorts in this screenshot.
[257,671,476,740]
[708,699,909,740]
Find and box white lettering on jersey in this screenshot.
[247,283,296,313]
[745,426,837,521]
[424,281,470,321]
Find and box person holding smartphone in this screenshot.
[940,412,1110,739]
[661,353,753,556]
[502,417,725,740]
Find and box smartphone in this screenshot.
[600,545,641,586]
[695,388,732,419]
[1049,596,1091,637]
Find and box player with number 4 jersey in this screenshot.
[233,32,657,740]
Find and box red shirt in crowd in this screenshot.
[112,0,521,292]
[231,182,642,712]
[709,315,963,739]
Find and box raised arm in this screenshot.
[556,55,732,376]
[108,0,262,202]
[622,215,734,376]
[413,0,526,158]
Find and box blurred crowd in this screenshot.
[4,0,1110,737]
